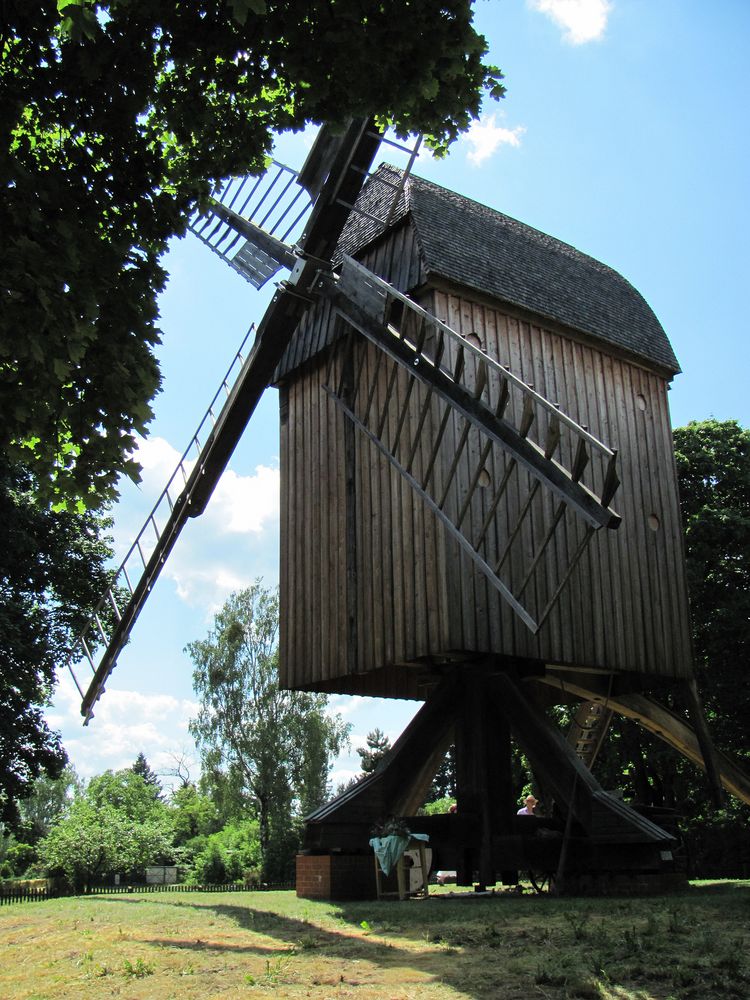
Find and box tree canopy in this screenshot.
[674,419,750,757]
[1,1,503,504]
[38,770,173,891]
[0,457,113,827]
[591,419,750,874]
[357,728,391,776]
[187,582,350,880]
[131,752,163,797]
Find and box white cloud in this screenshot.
[130,436,279,538]
[463,115,526,167]
[207,463,280,535]
[529,0,612,45]
[112,435,279,610]
[166,558,254,612]
[50,672,199,781]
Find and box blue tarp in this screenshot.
[369,833,429,876]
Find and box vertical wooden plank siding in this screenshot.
[277,270,692,696]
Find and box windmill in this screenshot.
[68,119,750,897]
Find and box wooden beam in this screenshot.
[683,678,726,809]
[454,669,514,886]
[488,673,671,844]
[305,673,459,833]
[324,278,620,530]
[538,674,750,806]
[322,382,539,631]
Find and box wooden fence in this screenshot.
[0,881,294,906]
[82,882,294,895]
[0,885,52,906]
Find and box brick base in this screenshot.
[296,853,379,901]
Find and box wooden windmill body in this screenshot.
[276,167,691,694]
[70,123,749,897]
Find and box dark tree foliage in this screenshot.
[592,420,750,874]
[429,744,457,801]
[0,458,113,827]
[1,1,503,504]
[674,419,750,756]
[357,728,391,775]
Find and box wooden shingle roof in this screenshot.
[337,165,680,375]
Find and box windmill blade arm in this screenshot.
[186,119,392,513]
[186,276,316,515]
[79,509,186,721]
[74,281,311,722]
[322,274,619,531]
[204,200,298,271]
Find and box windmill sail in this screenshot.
[319,255,621,633]
[188,161,311,289]
[68,119,423,722]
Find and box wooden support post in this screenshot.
[684,678,726,809]
[454,665,514,887]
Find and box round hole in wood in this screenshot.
[635,393,647,411]
[465,332,483,350]
[647,514,660,531]
[478,468,491,488]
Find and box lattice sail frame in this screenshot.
[66,327,257,715]
[320,256,621,633]
[67,123,423,722]
[188,161,312,288]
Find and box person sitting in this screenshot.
[517,794,538,816]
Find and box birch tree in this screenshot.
[187,582,349,880]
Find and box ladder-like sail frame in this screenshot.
[68,120,423,722]
[319,256,621,633]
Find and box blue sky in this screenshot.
[50,0,750,793]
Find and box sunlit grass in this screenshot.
[1,881,748,998]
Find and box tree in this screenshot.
[0,767,80,879]
[186,820,262,886]
[0,458,114,828]
[2,2,503,504]
[39,799,172,891]
[674,419,750,757]
[131,753,162,799]
[429,745,457,801]
[357,729,392,775]
[38,770,173,890]
[187,582,350,881]
[16,767,81,845]
[590,420,750,874]
[86,769,168,824]
[171,783,219,840]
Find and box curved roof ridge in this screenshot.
[341,165,680,374]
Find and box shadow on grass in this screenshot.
[82,893,522,997]
[80,881,750,998]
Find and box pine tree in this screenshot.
[131,753,162,799]
[358,729,392,775]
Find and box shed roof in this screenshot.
[337,166,680,375]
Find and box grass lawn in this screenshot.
[1,881,748,999]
